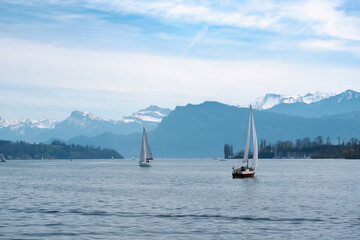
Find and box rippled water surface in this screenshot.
[1,158,359,239]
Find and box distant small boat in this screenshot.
[139,128,153,167]
[219,158,227,161]
[232,106,258,178]
[132,157,135,160]
[1,154,6,162]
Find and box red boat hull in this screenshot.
[232,171,255,178]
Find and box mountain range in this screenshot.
[1,89,359,157]
[68,100,360,158]
[254,91,335,110]
[265,90,360,118]
[0,105,171,142]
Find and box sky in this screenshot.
[1,0,360,120]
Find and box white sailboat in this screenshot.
[232,105,258,178]
[1,154,6,162]
[139,128,153,167]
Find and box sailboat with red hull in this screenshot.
[232,106,258,178]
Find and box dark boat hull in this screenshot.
[232,169,255,178]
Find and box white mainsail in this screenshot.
[242,106,252,164]
[139,128,153,164]
[241,106,258,169]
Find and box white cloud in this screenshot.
[77,0,360,41]
[282,0,360,41]
[300,39,360,54]
[2,1,359,120]
[3,0,360,55]
[79,0,360,54]
[85,0,281,30]
[10,0,360,39]
[0,37,359,120]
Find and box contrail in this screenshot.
[182,24,211,56]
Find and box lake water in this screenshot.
[1,158,359,239]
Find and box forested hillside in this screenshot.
[232,137,360,159]
[0,140,123,160]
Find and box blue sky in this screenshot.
[1,0,360,120]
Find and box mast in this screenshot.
[242,105,252,166]
[252,110,258,169]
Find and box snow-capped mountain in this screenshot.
[56,110,114,130]
[335,89,360,102]
[65,111,104,126]
[0,106,172,142]
[123,105,172,123]
[44,106,171,140]
[0,118,56,131]
[254,91,335,110]
[59,106,171,127]
[0,117,56,141]
[266,89,360,117]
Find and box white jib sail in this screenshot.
[139,129,146,163]
[252,110,258,169]
[242,106,252,164]
[140,128,153,163]
[144,129,153,161]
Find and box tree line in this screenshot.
[223,144,234,159]
[226,136,360,159]
[0,140,123,160]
